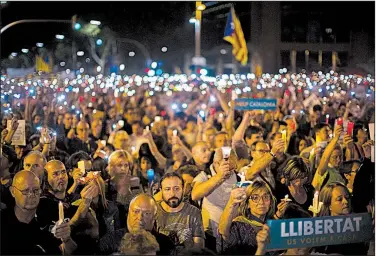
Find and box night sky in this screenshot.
[1,1,374,70]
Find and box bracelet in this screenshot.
[269,151,276,158]
[274,213,281,219]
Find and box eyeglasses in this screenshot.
[250,194,271,203]
[12,186,42,196]
[254,149,270,154]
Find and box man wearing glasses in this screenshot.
[66,121,98,155]
[242,139,285,190]
[1,170,76,255]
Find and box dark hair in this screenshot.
[280,203,312,219]
[313,105,322,112]
[174,112,186,121]
[278,121,288,127]
[159,172,184,189]
[177,165,201,178]
[353,124,369,142]
[66,151,92,171]
[29,134,41,148]
[289,134,312,155]
[250,140,268,152]
[131,120,143,127]
[244,125,263,140]
[92,157,108,178]
[277,156,310,185]
[313,123,329,135]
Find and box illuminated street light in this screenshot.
[36,42,44,47]
[151,62,157,69]
[90,20,101,26]
[60,62,66,66]
[55,34,65,40]
[129,51,135,57]
[77,51,84,56]
[21,48,29,53]
[189,17,197,24]
[220,49,227,55]
[161,46,168,52]
[96,66,102,72]
[120,64,125,71]
[11,52,17,57]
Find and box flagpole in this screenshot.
[195,1,202,57]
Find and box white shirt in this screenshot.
[193,165,237,238]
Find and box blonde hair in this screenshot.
[120,230,160,255]
[108,150,133,175]
[238,180,276,219]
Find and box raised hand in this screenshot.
[271,138,285,154]
[362,140,374,159]
[229,187,247,206]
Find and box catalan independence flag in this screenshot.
[223,7,248,66]
[35,55,52,73]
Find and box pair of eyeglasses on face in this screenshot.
[12,186,42,196]
[250,194,271,203]
[253,149,270,154]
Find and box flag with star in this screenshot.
[223,6,248,66]
[36,54,52,73]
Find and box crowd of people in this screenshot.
[0,70,375,255]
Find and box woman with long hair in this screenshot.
[315,182,369,255]
[221,180,276,255]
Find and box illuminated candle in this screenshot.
[58,201,64,224]
[281,130,287,152]
[326,114,329,124]
[173,129,178,137]
[313,191,319,212]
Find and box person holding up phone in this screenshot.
[312,125,346,191]
[191,147,238,252]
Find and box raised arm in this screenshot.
[144,131,167,169]
[245,138,284,180]
[233,112,251,142]
[214,89,230,113]
[191,161,230,201]
[316,125,342,176]
[218,188,246,240]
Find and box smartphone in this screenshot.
[236,181,253,188]
[78,161,86,175]
[118,120,125,127]
[347,122,354,136]
[101,140,106,147]
[337,118,343,126]
[155,116,161,122]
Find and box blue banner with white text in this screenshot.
[234,98,277,110]
[266,213,373,250]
